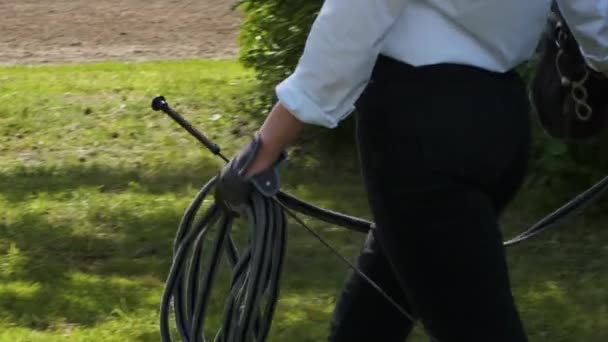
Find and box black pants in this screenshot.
[329,56,531,342]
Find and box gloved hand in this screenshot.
[215,133,287,213]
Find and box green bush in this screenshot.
[237,0,357,160]
[237,2,607,203]
[237,0,322,104]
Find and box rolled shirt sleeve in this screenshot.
[275,0,407,128]
[557,0,608,74]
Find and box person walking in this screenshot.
[216,1,608,341]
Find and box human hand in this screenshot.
[215,133,286,213]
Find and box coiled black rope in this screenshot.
[153,96,608,342]
[159,176,288,342]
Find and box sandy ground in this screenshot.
[0,0,242,65]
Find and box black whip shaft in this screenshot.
[152,96,229,163]
[151,96,374,234]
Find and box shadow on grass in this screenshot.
[0,147,362,200]
[0,158,369,333]
[0,161,220,202]
[0,156,606,340]
[0,213,154,329]
[503,214,608,342]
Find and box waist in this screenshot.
[369,55,522,86]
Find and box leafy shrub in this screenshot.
[237,0,322,103]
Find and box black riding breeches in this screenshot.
[329,55,531,342]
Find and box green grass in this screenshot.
[0,60,606,341]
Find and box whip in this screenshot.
[151,96,608,342]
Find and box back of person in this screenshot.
[382,0,552,72]
[276,0,607,129]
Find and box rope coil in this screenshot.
[160,177,287,342]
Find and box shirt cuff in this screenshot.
[275,76,354,129]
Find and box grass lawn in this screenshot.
[0,60,606,341]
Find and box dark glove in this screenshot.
[215,133,286,213]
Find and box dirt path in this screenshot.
[0,0,242,65]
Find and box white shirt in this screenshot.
[275,0,608,129]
